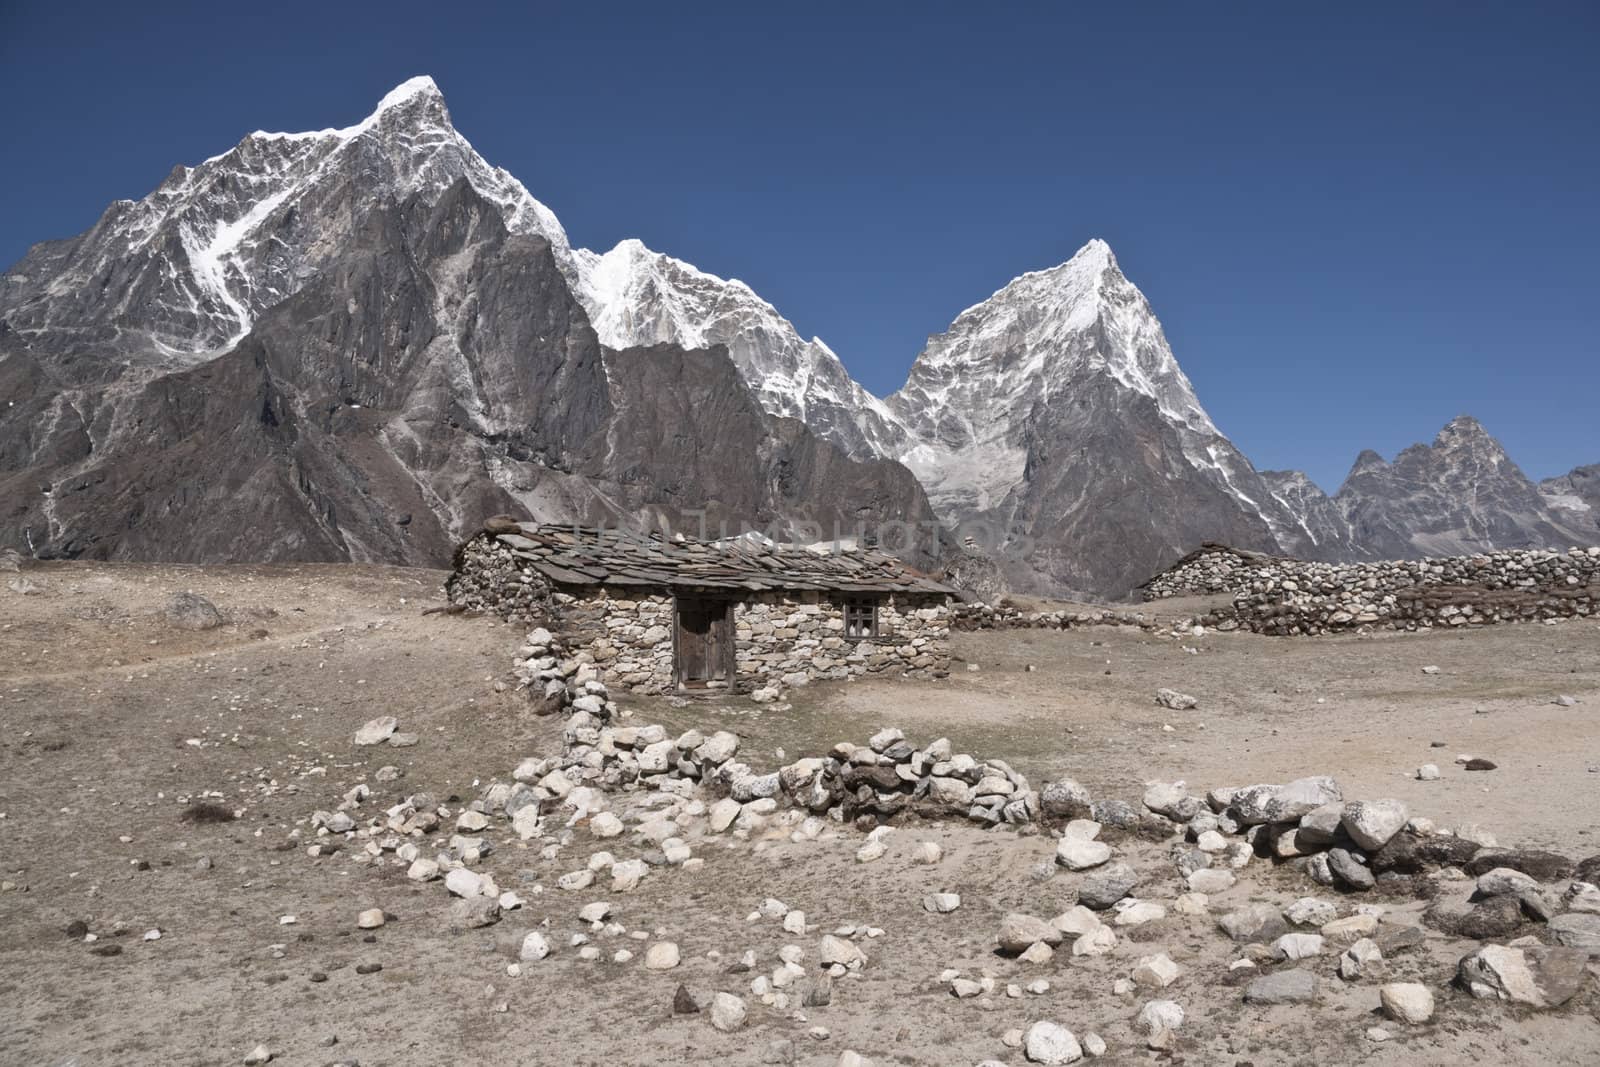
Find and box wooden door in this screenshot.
[675,597,732,688]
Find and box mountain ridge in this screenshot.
[3,75,1593,595]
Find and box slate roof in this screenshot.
[479,521,956,595]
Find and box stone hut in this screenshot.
[447,520,957,693]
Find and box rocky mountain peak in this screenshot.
[1348,449,1391,476]
[1433,414,1502,452]
[2,76,574,365]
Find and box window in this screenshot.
[843,598,879,638]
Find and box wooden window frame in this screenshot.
[842,597,881,639]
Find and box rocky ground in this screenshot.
[1,561,1597,1067]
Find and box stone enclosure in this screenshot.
[1143,543,1600,636]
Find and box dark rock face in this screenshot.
[1540,463,1600,535]
[0,85,940,570]
[1334,417,1594,560]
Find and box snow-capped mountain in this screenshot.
[0,77,940,568]
[569,239,906,459]
[877,240,1353,594]
[2,77,571,366]
[2,76,1591,594]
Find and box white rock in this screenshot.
[1187,868,1235,894]
[1131,953,1181,989]
[1134,998,1184,1037]
[589,812,623,838]
[353,716,397,746]
[820,934,866,969]
[709,797,742,833]
[924,892,962,914]
[1055,838,1112,871]
[1024,1020,1083,1064]
[1062,819,1101,841]
[1379,982,1434,1024]
[709,992,747,1031]
[1272,933,1325,960]
[1052,906,1101,937]
[610,859,648,892]
[1285,898,1337,928]
[1342,799,1410,851]
[1072,925,1116,957]
[557,869,595,891]
[445,868,484,898]
[855,840,888,863]
[519,931,550,961]
[1112,901,1166,927]
[645,941,680,970]
[356,908,385,929]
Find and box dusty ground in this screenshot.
[1,561,1597,1067]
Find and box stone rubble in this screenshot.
[295,629,1600,1062]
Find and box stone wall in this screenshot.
[1176,546,1600,636]
[448,537,950,692]
[1141,544,1280,600]
[446,535,557,622]
[952,602,1160,633]
[554,588,951,694]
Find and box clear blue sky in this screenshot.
[2,2,1595,490]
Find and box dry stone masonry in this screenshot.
[448,520,955,693]
[1143,544,1599,636]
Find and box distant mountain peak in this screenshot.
[1349,448,1390,475]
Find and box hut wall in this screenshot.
[554,588,951,694]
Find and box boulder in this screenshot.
[1379,982,1434,1024]
[1055,838,1112,871]
[1023,1021,1083,1065]
[1327,848,1375,891]
[1155,688,1197,710]
[1263,776,1342,822]
[1457,945,1590,1008]
[1475,867,1539,898]
[1549,913,1600,949]
[1341,800,1409,852]
[1077,863,1139,910]
[998,913,1062,954]
[1219,903,1289,944]
[354,716,399,746]
[1464,849,1575,883]
[1369,830,1479,874]
[1425,895,1524,940]
[1040,779,1092,819]
[710,992,747,1031]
